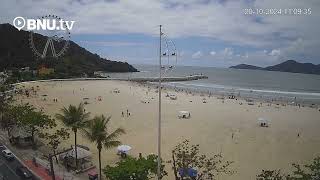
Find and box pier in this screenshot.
[126,75,208,82]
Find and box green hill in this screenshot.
[0,23,137,78]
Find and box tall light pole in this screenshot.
[157,24,162,180]
[157,25,177,180]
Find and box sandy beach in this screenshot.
[14,80,320,179]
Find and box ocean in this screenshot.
[102,64,320,105]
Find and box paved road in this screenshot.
[0,145,39,180]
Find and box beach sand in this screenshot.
[15,80,320,179]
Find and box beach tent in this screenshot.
[178,111,191,119]
[169,94,177,100]
[258,118,269,127]
[113,88,120,93]
[202,98,207,103]
[140,98,150,103]
[247,99,255,105]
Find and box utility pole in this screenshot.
[157,24,162,180]
[49,154,55,180]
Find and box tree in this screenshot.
[104,154,167,180]
[82,115,125,180]
[256,170,286,180]
[13,103,56,145]
[171,140,233,180]
[289,156,320,179]
[0,79,16,135]
[55,103,90,169]
[0,105,17,136]
[39,128,70,162]
[257,156,320,180]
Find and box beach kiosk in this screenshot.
[258,118,269,127]
[60,145,93,171]
[178,111,191,119]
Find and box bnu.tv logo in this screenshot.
[13,16,75,31]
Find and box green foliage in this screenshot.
[0,23,137,77]
[12,103,56,143]
[104,154,167,180]
[83,115,125,151]
[82,115,125,179]
[39,128,70,152]
[256,170,286,180]
[55,103,90,169]
[257,156,320,180]
[55,103,90,132]
[0,105,16,135]
[171,140,234,180]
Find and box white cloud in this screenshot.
[179,51,185,57]
[80,40,148,47]
[241,52,249,58]
[192,51,203,59]
[222,48,233,56]
[269,49,281,56]
[210,51,216,56]
[1,0,319,47]
[1,0,319,65]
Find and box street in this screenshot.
[0,145,39,180]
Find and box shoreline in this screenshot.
[11,78,320,108]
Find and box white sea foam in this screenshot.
[166,82,320,97]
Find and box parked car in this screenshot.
[2,149,14,160]
[16,166,32,179]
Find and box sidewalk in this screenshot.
[0,130,86,180]
[24,160,63,180]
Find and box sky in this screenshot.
[1,0,320,67]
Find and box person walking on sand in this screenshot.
[122,111,124,117]
[126,109,129,117]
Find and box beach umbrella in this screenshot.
[117,145,132,153]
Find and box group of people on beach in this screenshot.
[122,109,131,117]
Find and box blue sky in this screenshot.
[1,0,320,67]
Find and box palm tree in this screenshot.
[82,115,125,180]
[55,103,90,169]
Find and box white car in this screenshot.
[2,149,14,160]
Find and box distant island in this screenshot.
[0,23,137,80]
[230,60,320,75]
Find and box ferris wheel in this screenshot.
[29,15,71,59]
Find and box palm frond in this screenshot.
[105,128,125,142]
[103,140,122,149]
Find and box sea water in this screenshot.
[103,64,320,105]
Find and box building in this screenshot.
[38,66,55,76]
[9,126,33,146]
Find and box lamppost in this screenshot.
[157,25,177,180]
